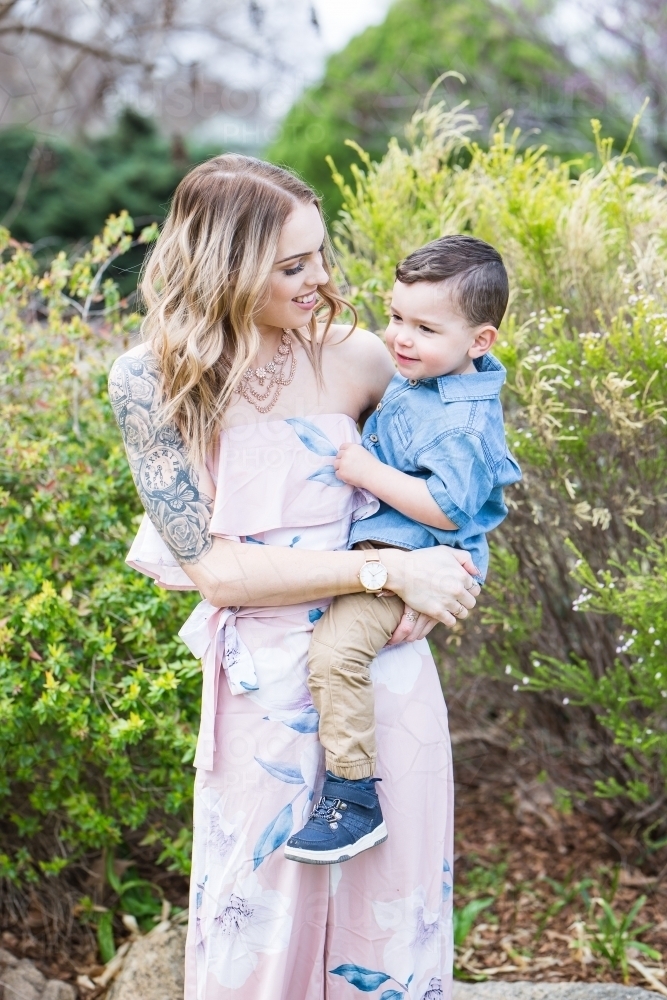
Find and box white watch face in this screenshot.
[359,560,388,591]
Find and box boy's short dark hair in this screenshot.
[395,234,509,329]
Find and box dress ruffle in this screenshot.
[126,514,198,590]
[210,413,377,537]
[125,414,378,588]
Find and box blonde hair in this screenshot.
[140,154,355,465]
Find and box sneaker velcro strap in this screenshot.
[322,780,377,809]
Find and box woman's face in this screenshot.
[255,201,329,334]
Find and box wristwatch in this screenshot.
[358,551,389,593]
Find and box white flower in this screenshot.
[370,639,424,694]
[373,886,446,992]
[209,807,240,863]
[193,791,246,901]
[246,634,312,717]
[69,526,86,546]
[209,873,292,989]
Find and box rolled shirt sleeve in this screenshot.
[419,431,494,529]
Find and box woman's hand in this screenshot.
[383,546,481,629]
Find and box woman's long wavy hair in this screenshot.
[140,154,355,466]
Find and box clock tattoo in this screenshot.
[141,449,182,493]
[108,353,213,563]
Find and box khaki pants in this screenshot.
[307,590,404,779]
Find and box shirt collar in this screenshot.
[433,353,506,403]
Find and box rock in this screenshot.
[453,984,656,999]
[106,922,187,1000]
[0,951,74,1000]
[0,958,47,1000]
[42,981,77,1000]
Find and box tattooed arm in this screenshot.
[108,351,214,564]
[108,350,478,623]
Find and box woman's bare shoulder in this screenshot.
[322,324,395,408]
[109,341,153,370]
[324,323,392,362]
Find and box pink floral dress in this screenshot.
[126,413,455,1000]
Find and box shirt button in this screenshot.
[409,379,418,387]
[376,402,382,410]
[369,434,379,443]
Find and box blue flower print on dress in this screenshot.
[252,744,324,866]
[253,802,293,869]
[254,758,305,784]
[283,704,320,732]
[285,417,346,488]
[307,465,346,487]
[195,874,208,910]
[286,418,338,456]
[330,965,414,997]
[330,965,391,991]
[442,858,453,902]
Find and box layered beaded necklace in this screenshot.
[236,330,297,413]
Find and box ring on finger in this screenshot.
[405,610,418,623]
[454,602,467,617]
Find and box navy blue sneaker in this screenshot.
[284,772,387,864]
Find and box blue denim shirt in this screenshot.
[349,353,521,580]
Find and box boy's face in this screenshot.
[384,279,497,381]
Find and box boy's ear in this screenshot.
[468,324,498,358]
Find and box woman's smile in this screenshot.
[293,291,318,310]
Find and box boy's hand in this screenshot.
[334,442,380,489]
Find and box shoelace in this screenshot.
[311,795,347,829]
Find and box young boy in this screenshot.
[284,235,521,864]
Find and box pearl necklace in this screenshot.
[236,331,297,413]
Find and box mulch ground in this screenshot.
[453,757,667,992]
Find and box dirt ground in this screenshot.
[447,661,667,994]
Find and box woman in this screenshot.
[109,154,479,1000]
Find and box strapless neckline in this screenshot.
[220,412,358,433]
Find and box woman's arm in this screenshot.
[180,535,477,623]
[108,351,479,626]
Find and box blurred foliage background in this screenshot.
[267,0,637,215]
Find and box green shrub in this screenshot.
[0,214,200,886]
[331,102,667,821]
[267,0,635,215]
[0,110,218,281]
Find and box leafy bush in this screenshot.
[331,102,667,823]
[0,213,201,890]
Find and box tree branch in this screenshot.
[0,22,155,68]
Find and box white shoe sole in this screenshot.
[284,822,388,865]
